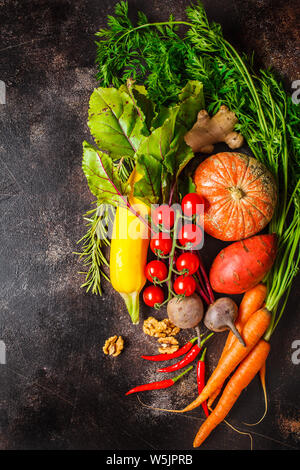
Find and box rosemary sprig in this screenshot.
[75,203,112,295]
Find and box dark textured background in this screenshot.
[0,0,299,451]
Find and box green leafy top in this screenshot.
[82,141,129,205]
[83,78,203,206]
[88,84,148,157]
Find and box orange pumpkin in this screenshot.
[194,152,277,241]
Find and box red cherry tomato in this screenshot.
[176,252,200,276]
[145,260,168,283]
[152,205,175,229]
[143,285,165,307]
[178,224,203,249]
[150,232,173,255]
[181,193,205,217]
[173,275,196,297]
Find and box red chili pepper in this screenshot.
[197,347,209,417]
[157,344,201,373]
[125,366,193,395]
[141,337,198,362]
[157,333,214,373]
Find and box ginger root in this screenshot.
[184,105,244,154]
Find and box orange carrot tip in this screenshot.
[136,395,186,414]
[243,361,268,426]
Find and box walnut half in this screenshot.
[103,335,124,357]
[143,317,180,338]
[157,336,179,354]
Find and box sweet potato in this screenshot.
[209,234,277,294]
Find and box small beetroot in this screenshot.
[204,297,245,346]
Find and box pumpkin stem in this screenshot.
[229,186,245,200]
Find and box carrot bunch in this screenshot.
[181,284,271,447]
[207,284,267,408]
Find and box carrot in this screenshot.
[238,283,267,325]
[258,362,268,422]
[182,307,271,412]
[222,284,267,354]
[207,284,267,408]
[207,387,221,409]
[193,340,271,447]
[259,362,267,410]
[244,361,268,426]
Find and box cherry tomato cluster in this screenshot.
[143,194,205,308]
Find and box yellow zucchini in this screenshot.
[109,169,150,324]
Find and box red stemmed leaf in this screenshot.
[82,141,129,206]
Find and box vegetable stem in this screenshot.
[114,20,193,45]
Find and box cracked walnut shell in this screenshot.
[103,335,124,357]
[157,336,179,354]
[143,317,180,338]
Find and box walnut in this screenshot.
[157,336,179,354]
[143,317,160,336]
[103,335,124,357]
[161,318,180,337]
[143,316,180,338]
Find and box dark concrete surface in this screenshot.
[0,0,299,451]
